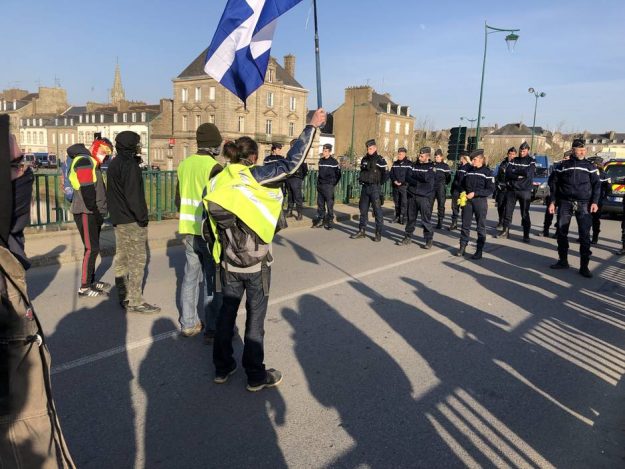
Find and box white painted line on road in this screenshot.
[52,248,447,375]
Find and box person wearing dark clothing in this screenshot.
[498,141,536,242]
[537,151,572,238]
[107,131,160,314]
[591,160,610,244]
[432,149,451,229]
[494,147,516,229]
[549,139,600,278]
[263,142,287,200]
[389,147,411,224]
[313,143,341,230]
[456,149,495,260]
[350,139,388,242]
[285,159,307,221]
[448,151,471,231]
[399,147,436,249]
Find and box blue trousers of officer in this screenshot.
[495,188,507,224]
[591,204,602,238]
[450,190,461,223]
[286,177,304,211]
[359,184,384,231]
[504,190,532,234]
[317,183,335,220]
[460,197,487,248]
[392,184,408,219]
[405,193,433,240]
[432,183,446,224]
[557,200,592,260]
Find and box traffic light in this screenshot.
[467,136,477,153]
[448,127,467,162]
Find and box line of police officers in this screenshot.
[342,136,606,277]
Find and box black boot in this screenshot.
[311,217,323,228]
[523,230,531,243]
[579,257,592,278]
[537,229,549,237]
[324,216,333,230]
[591,233,598,244]
[550,255,569,270]
[436,221,443,230]
[447,221,457,231]
[295,210,303,221]
[497,227,509,239]
[115,276,128,309]
[400,216,406,225]
[373,230,382,242]
[350,229,366,239]
[397,235,411,246]
[393,216,400,223]
[422,238,433,249]
[286,209,294,218]
[456,243,467,257]
[472,236,485,259]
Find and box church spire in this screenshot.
[110,60,125,106]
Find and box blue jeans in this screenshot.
[179,234,217,330]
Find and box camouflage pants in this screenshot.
[113,223,147,307]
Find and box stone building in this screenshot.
[166,51,309,167]
[483,122,548,160]
[1,86,69,138]
[580,131,625,157]
[332,86,415,164]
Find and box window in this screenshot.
[209,87,215,101]
[141,112,146,122]
[383,137,389,150]
[114,113,118,123]
[132,113,137,123]
[100,114,105,123]
[71,134,75,144]
[238,116,245,133]
[181,88,188,103]
[394,138,399,151]
[195,114,201,130]
[26,131,31,143]
[289,96,296,111]
[209,114,215,124]
[265,119,273,135]
[78,132,83,143]
[267,92,274,107]
[123,113,127,123]
[141,132,147,144]
[184,145,189,157]
[405,123,410,135]
[91,114,95,123]
[395,122,400,134]
[288,122,295,137]
[268,69,274,83]
[65,133,69,144]
[195,86,201,102]
[385,119,390,133]
[182,115,188,131]
[52,133,56,144]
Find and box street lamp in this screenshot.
[460,116,485,137]
[475,22,520,146]
[528,87,546,153]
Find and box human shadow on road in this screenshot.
[166,240,185,313]
[25,245,66,300]
[45,299,136,468]
[139,318,288,468]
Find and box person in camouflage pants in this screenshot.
[113,223,148,308]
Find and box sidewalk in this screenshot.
[25,204,397,267]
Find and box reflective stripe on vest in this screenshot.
[203,163,283,263]
[177,154,219,235]
[68,155,97,190]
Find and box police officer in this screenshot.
[457,149,495,259]
[538,150,571,238]
[590,156,610,244]
[398,147,435,248]
[549,139,600,278]
[495,147,516,229]
[285,139,308,221]
[389,147,411,224]
[432,149,451,229]
[313,143,341,230]
[498,141,535,242]
[263,142,287,199]
[350,139,388,242]
[448,151,471,231]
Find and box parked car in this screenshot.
[531,155,551,202]
[601,158,625,216]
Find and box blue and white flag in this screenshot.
[204,0,303,104]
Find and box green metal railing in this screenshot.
[29,169,454,227]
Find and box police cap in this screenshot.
[507,146,517,153]
[398,147,407,153]
[323,143,333,151]
[419,146,431,155]
[470,149,485,159]
[434,149,443,156]
[365,139,376,148]
[572,138,585,148]
[519,141,530,150]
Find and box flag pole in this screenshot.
[313,0,322,108]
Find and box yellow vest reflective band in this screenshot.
[177,154,219,235]
[203,163,283,263]
[68,155,97,190]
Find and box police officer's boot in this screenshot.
[436,219,443,230]
[422,238,433,250]
[373,230,382,242]
[400,216,406,225]
[579,257,592,278]
[497,227,509,239]
[591,232,599,244]
[393,214,400,223]
[523,230,531,244]
[350,229,366,239]
[456,243,467,257]
[286,208,294,218]
[295,209,303,221]
[472,236,485,260]
[324,216,333,230]
[550,251,569,270]
[312,217,323,228]
[537,228,549,237]
[447,221,457,231]
[115,276,128,309]
[398,234,411,246]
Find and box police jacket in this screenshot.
[495,158,512,190]
[433,162,451,187]
[288,161,308,180]
[263,154,282,165]
[389,158,412,185]
[451,163,471,192]
[462,166,495,198]
[505,155,536,192]
[358,153,388,185]
[406,161,435,197]
[552,156,600,204]
[317,156,341,185]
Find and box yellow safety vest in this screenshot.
[203,163,283,264]
[177,154,219,235]
[68,155,97,190]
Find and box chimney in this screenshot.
[284,54,296,78]
[609,130,616,140]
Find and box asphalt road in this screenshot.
[27,205,625,468]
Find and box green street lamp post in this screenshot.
[475,22,520,146]
[528,87,546,153]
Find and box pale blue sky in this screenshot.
[3,0,624,133]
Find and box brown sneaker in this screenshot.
[181,322,203,338]
[127,303,161,314]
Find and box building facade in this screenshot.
[332,86,415,164]
[483,122,548,160]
